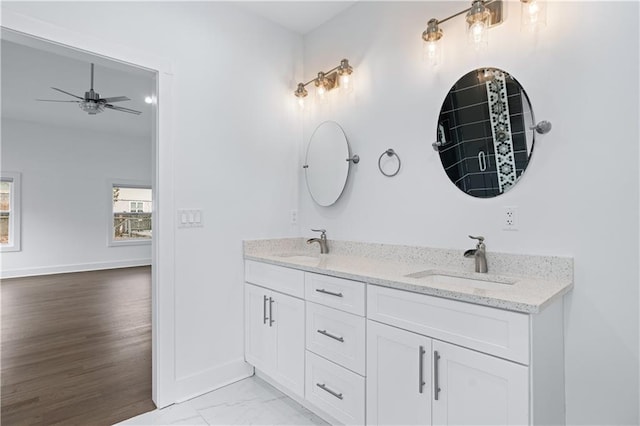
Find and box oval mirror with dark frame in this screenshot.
[304,121,356,207]
[435,67,536,198]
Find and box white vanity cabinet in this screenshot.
[244,258,567,426]
[244,261,305,398]
[367,320,529,426]
[366,284,565,426]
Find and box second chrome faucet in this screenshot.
[307,229,329,254]
[464,235,487,273]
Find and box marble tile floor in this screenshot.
[117,376,329,425]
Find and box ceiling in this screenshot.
[1,34,156,139]
[236,1,357,35]
[0,2,355,136]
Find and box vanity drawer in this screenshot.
[305,272,365,316]
[305,351,365,426]
[367,285,530,364]
[306,302,366,376]
[245,260,304,298]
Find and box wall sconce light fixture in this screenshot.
[422,0,547,66]
[294,59,353,110]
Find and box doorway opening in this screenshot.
[1,28,164,424]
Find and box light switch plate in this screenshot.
[178,209,204,228]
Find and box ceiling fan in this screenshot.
[36,63,142,115]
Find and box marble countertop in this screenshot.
[244,239,573,314]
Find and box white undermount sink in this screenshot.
[404,270,517,290]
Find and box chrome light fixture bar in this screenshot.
[422,0,546,66]
[294,59,354,110]
[422,0,504,64]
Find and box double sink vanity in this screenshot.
[243,237,573,425]
[254,61,568,425]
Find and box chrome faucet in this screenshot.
[464,235,488,273]
[307,229,329,254]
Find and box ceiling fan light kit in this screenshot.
[37,63,142,116]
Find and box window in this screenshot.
[1,173,21,252]
[110,183,152,246]
[130,202,143,213]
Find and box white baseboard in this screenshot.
[174,358,254,404]
[0,258,152,279]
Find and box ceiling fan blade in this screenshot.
[100,96,130,103]
[36,99,80,103]
[51,87,84,100]
[105,104,142,115]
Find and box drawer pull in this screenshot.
[316,383,343,400]
[315,288,344,298]
[317,329,345,343]
[418,345,426,394]
[268,297,275,327]
[263,295,268,324]
[434,350,441,401]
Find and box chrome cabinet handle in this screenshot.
[419,345,426,394]
[316,383,343,400]
[315,288,343,298]
[263,295,268,325]
[317,329,344,343]
[434,350,441,400]
[268,297,274,327]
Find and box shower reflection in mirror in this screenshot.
[435,67,540,198]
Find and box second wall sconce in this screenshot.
[294,59,354,110]
[422,0,547,66]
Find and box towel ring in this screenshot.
[378,149,401,177]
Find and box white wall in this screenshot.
[300,1,639,424]
[1,118,152,276]
[1,1,303,403]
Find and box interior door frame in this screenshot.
[1,10,176,408]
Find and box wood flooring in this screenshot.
[1,267,156,425]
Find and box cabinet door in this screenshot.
[367,320,432,426]
[244,284,274,372]
[432,340,529,426]
[272,291,305,397]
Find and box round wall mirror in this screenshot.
[304,121,353,207]
[435,67,536,198]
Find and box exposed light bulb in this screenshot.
[466,0,490,50]
[144,96,157,104]
[294,82,307,111]
[468,20,488,50]
[316,84,327,101]
[521,0,547,31]
[528,1,540,19]
[423,40,442,67]
[422,19,443,68]
[339,73,353,93]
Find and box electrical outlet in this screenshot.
[290,209,298,225]
[503,206,518,231]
